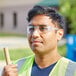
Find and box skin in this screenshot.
[27,15,64,68]
[2,64,18,76]
[2,14,64,76]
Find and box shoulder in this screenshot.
[13,55,35,71]
[62,57,76,69]
[62,57,76,76]
[14,55,35,64]
[63,57,76,64]
[60,57,76,68]
[61,57,76,63]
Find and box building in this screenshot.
[0,0,60,35]
[0,0,40,35]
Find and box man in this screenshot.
[2,5,76,76]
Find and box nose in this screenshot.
[32,29,40,38]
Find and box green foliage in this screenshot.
[59,0,76,34]
[59,0,71,17]
[58,44,67,57]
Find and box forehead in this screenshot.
[29,15,54,26]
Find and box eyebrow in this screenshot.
[28,24,33,26]
[28,24,47,27]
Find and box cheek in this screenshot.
[27,33,31,39]
[44,33,57,46]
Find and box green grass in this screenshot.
[0,48,33,60]
[0,45,67,61]
[58,44,67,57]
[0,33,26,37]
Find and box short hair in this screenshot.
[27,5,65,29]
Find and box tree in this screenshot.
[59,0,76,34]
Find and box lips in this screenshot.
[31,40,43,44]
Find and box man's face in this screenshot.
[27,15,63,55]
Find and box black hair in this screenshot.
[27,5,65,29]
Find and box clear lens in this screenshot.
[27,25,58,34]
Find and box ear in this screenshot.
[56,29,64,41]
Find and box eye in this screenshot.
[39,26,47,31]
[29,26,34,31]
[28,24,35,32]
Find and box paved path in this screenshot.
[0,37,29,48]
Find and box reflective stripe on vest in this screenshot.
[17,58,26,72]
[65,61,76,76]
[16,56,76,76]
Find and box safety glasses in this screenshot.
[27,24,58,34]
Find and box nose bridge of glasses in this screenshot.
[31,26,40,33]
[32,27,41,37]
[34,26,38,29]
[27,25,39,32]
[33,26,40,33]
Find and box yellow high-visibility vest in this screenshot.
[14,55,76,76]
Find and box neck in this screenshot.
[35,50,62,68]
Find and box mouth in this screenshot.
[33,41,42,43]
[31,40,43,45]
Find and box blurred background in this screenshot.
[0,0,76,75]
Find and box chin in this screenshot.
[31,47,45,55]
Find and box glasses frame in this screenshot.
[27,24,59,34]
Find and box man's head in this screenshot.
[27,5,65,29]
[27,5,65,55]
